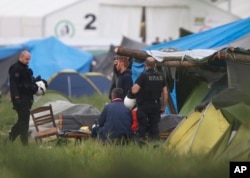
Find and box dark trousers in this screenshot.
[10,100,33,145]
[136,102,161,140]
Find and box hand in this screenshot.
[127,90,136,99]
[160,107,165,114]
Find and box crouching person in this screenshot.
[91,88,133,144]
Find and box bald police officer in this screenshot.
[131,56,168,141]
[8,50,47,145]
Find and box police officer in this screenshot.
[131,56,168,141]
[8,50,46,145]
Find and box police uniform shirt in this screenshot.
[135,68,166,105]
[9,61,36,100]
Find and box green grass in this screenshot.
[0,95,230,178]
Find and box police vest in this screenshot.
[137,69,165,104]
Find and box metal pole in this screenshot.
[67,76,71,98]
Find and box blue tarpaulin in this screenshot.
[0,36,93,80]
[144,17,250,51]
[132,17,250,114]
[0,37,93,94]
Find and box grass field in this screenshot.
[0,95,230,178]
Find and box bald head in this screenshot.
[19,50,31,65]
[145,57,156,68]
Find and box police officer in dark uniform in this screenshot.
[8,50,46,145]
[131,56,168,141]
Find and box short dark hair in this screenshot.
[111,88,123,99]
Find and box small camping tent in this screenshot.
[84,72,111,94]
[48,70,111,98]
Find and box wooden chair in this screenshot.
[30,105,58,143]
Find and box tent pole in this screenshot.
[67,76,71,98]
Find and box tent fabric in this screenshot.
[48,70,111,98]
[146,49,216,63]
[179,81,209,115]
[131,18,250,114]
[91,45,116,79]
[144,17,250,51]
[146,6,189,43]
[166,103,230,155]
[0,37,93,94]
[31,90,100,116]
[0,52,20,94]
[84,72,111,94]
[92,36,148,79]
[139,18,250,159]
[212,58,250,109]
[211,124,250,161]
[0,45,23,59]
[189,103,230,155]
[32,90,70,109]
[132,17,250,83]
[165,111,203,154]
[217,34,250,50]
[99,5,142,39]
[158,114,186,132]
[120,36,148,49]
[26,37,93,80]
[221,103,250,129]
[163,45,250,160]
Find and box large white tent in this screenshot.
[0,0,247,48]
[203,0,250,18]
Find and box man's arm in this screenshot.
[161,86,168,112]
[9,68,21,99]
[98,106,108,127]
[131,83,140,95]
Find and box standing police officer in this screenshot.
[131,56,168,141]
[8,50,46,145]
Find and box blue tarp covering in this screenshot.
[0,45,24,59]
[133,17,250,83]
[145,17,250,51]
[132,17,250,114]
[0,37,93,80]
